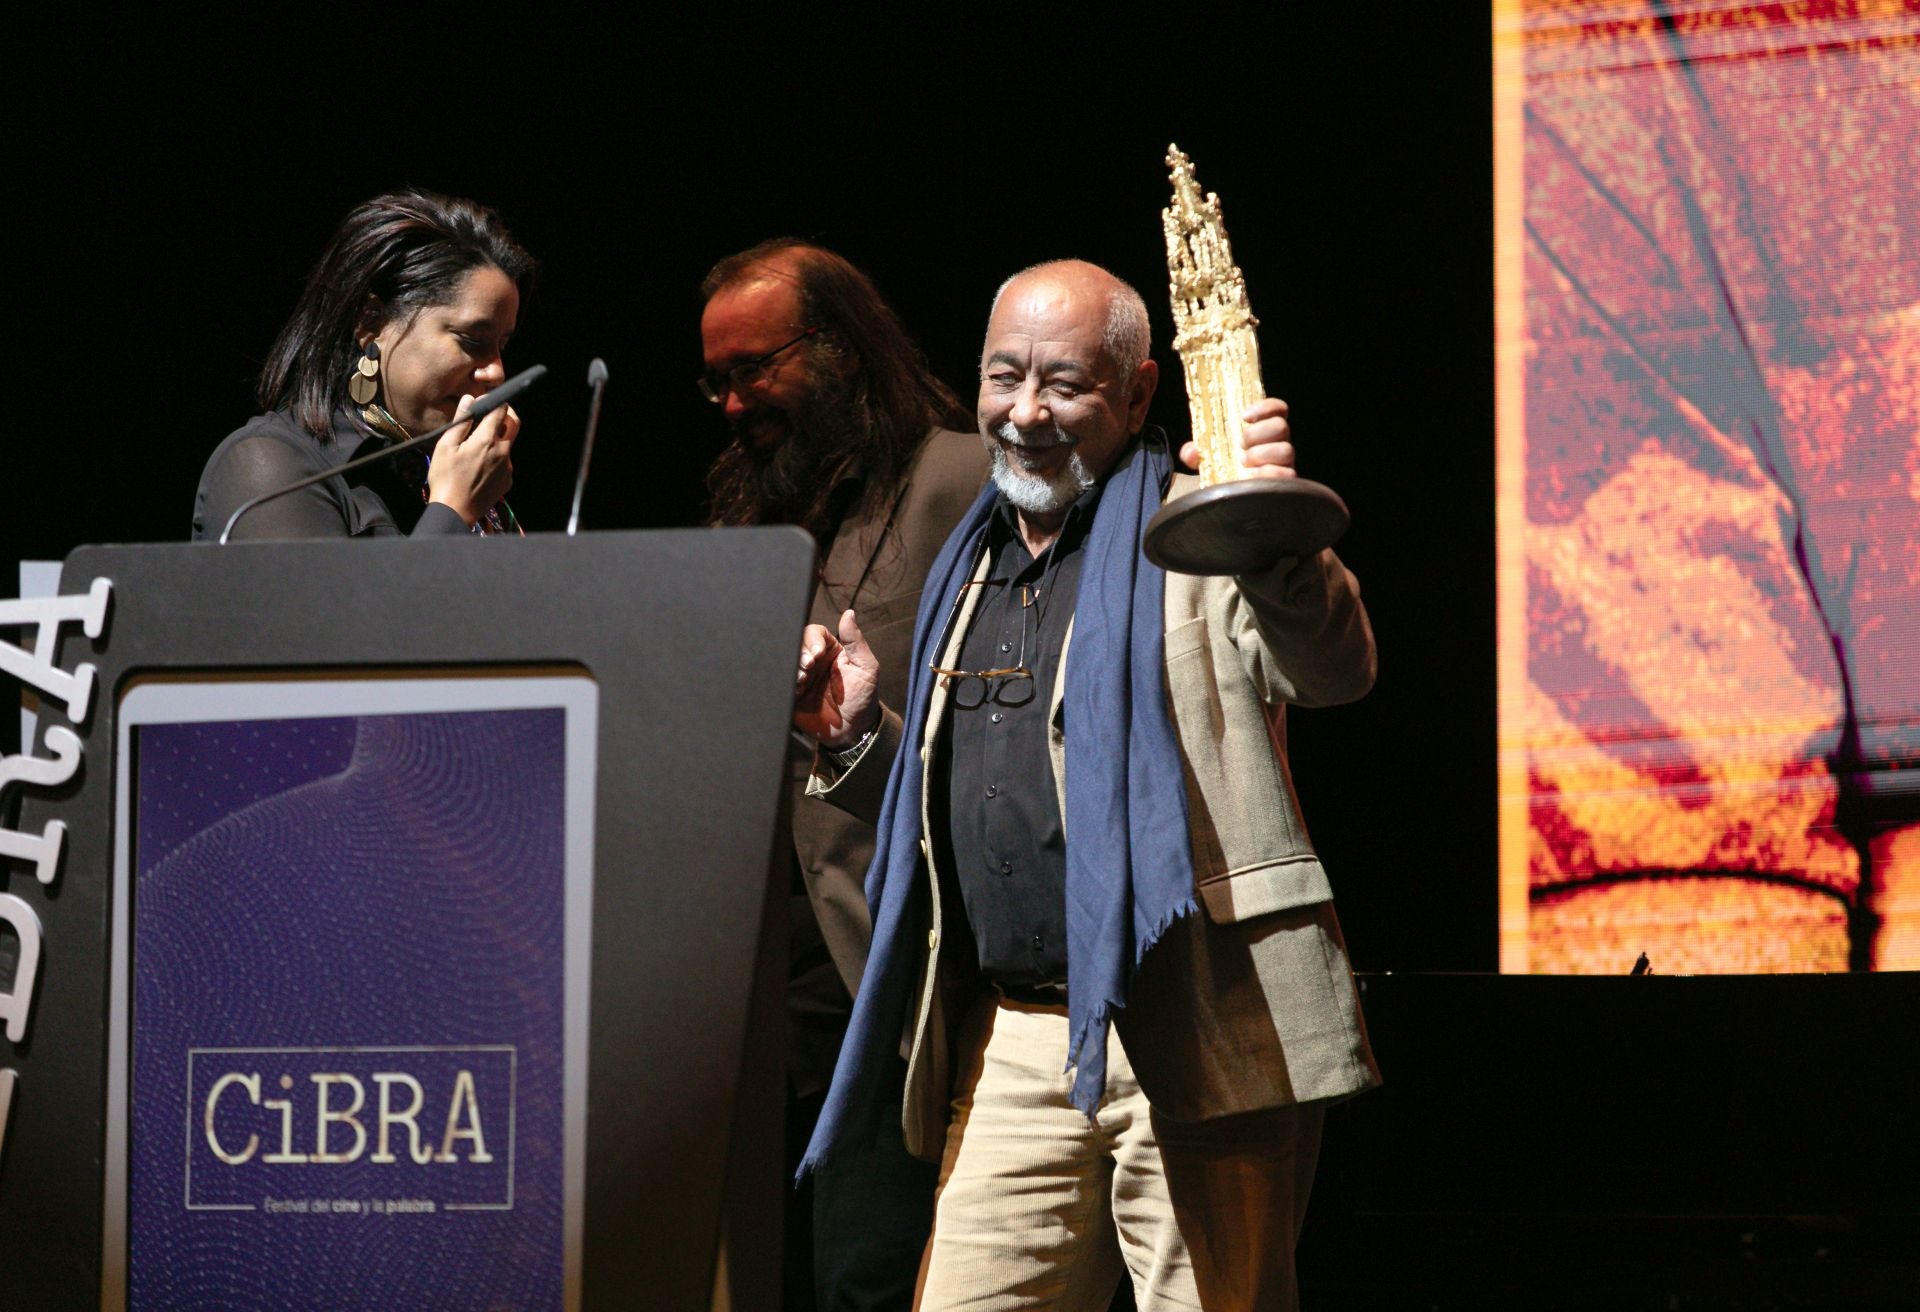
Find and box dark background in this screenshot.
[9,9,1496,972]
[15,15,1920,1310]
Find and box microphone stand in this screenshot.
[566,359,609,537]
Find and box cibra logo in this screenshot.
[184,1045,517,1211]
[203,1069,493,1167]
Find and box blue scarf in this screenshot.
[801,432,1195,1174]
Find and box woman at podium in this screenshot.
[192,189,536,541]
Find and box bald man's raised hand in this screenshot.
[1177,397,1299,481]
[794,609,881,749]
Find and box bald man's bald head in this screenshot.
[976,258,1161,515]
[988,260,1152,381]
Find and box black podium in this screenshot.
[0,529,814,1310]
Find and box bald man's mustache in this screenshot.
[991,420,1077,452]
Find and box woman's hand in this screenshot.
[427,394,519,525]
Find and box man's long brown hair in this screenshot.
[702,240,969,539]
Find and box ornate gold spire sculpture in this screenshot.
[1144,145,1349,575]
[1165,145,1263,487]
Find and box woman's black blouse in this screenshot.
[192,408,467,541]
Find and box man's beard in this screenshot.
[982,420,1095,515]
[711,360,870,534]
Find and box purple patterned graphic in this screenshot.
[130,709,566,1310]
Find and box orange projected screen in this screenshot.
[1495,2,1920,974]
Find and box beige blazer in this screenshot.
[818,470,1381,1158]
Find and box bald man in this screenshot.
[792,260,1380,1310]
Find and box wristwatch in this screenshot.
[824,717,881,772]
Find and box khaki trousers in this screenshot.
[917,995,1324,1312]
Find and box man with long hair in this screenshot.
[698,239,988,1311]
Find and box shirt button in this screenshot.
[990,712,1003,724]
[1000,860,1013,875]
[1000,641,1013,653]
[985,784,997,798]
[1031,933,1044,950]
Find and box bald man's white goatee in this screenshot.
[983,421,1095,515]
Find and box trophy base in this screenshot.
[1144,479,1349,576]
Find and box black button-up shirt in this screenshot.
[929,484,1102,986]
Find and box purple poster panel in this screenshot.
[128,708,566,1309]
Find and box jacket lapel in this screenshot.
[815,474,913,623]
[921,549,993,758]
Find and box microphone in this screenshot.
[566,358,609,536]
[219,364,548,544]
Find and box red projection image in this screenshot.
[1496,2,1919,973]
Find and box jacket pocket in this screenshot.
[853,586,924,633]
[1163,615,1221,737]
[1163,613,1209,662]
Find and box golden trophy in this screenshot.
[1144,145,1349,575]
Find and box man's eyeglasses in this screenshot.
[930,580,1039,710]
[698,328,819,403]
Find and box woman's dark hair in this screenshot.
[701,239,970,536]
[258,189,537,440]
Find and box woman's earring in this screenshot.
[348,340,381,405]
